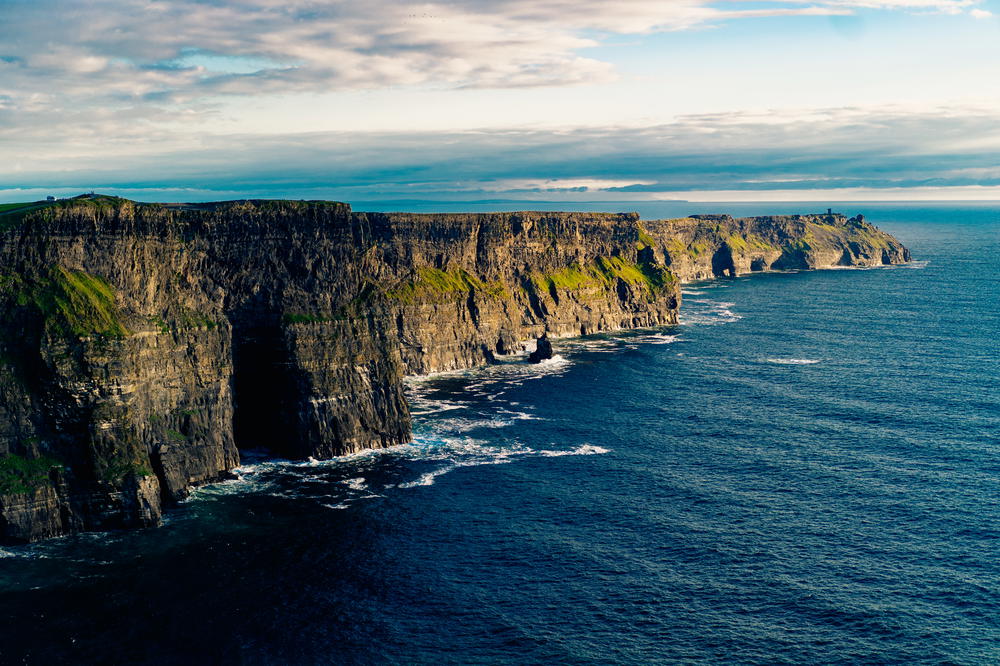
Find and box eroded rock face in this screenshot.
[0,198,909,542]
[646,213,909,281]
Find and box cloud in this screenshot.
[1,0,994,202]
[0,0,988,117]
[3,106,998,201]
[970,8,993,17]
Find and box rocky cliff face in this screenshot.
[643,213,909,281]
[0,197,909,542]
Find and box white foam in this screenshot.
[766,358,821,365]
[406,397,466,417]
[192,433,607,499]
[640,333,680,345]
[341,477,368,491]
[538,444,610,457]
[384,434,612,488]
[398,465,456,488]
[680,300,742,326]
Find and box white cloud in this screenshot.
[970,8,993,18]
[0,0,995,195]
[0,0,989,111]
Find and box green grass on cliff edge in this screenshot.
[386,266,508,303]
[726,234,779,253]
[531,256,674,297]
[0,453,63,495]
[636,223,657,250]
[11,266,130,339]
[0,196,131,232]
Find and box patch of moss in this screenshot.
[636,224,657,250]
[14,267,129,339]
[386,266,507,304]
[94,444,152,484]
[727,234,778,253]
[0,453,62,495]
[171,308,218,330]
[784,238,813,252]
[845,226,890,250]
[688,242,709,257]
[531,256,674,298]
[594,256,648,285]
[166,429,186,443]
[636,261,675,292]
[148,315,170,334]
[531,263,602,292]
[726,235,748,252]
[664,238,711,258]
[665,238,687,257]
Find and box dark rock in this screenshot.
[528,334,554,363]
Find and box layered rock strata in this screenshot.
[0,197,909,542]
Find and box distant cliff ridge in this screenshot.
[0,196,909,542]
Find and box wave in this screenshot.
[395,440,611,488]
[538,444,610,457]
[341,477,368,491]
[766,358,821,365]
[680,301,742,326]
[635,332,681,345]
[398,465,456,488]
[190,432,611,503]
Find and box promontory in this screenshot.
[0,196,909,542]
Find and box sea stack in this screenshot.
[529,333,554,363]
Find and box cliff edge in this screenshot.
[0,196,909,542]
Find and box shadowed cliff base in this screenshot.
[0,195,909,542]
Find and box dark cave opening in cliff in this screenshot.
[711,246,737,277]
[230,318,300,458]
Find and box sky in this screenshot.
[1,0,999,203]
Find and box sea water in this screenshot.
[0,203,997,664]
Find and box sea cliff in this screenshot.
[0,197,909,542]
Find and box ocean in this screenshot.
[0,203,997,665]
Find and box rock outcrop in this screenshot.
[528,333,554,363]
[0,196,909,542]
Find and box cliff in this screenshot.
[0,197,909,542]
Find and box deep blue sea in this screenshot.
[1,203,997,665]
